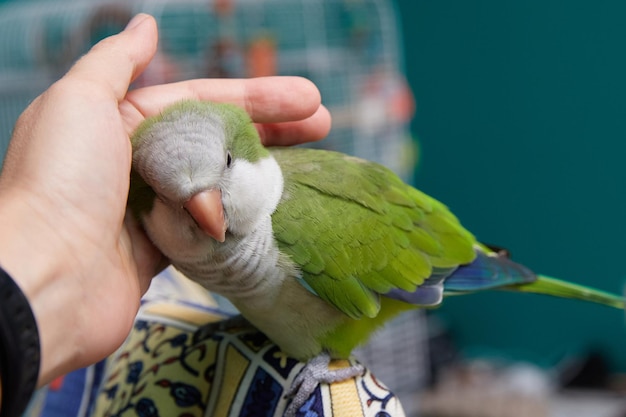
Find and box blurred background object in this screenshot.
[418,356,626,417]
[0,0,417,180]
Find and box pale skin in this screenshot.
[0,13,331,392]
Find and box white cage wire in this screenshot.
[0,0,424,414]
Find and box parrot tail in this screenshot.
[440,249,624,310]
[510,275,624,309]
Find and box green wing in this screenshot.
[270,148,476,319]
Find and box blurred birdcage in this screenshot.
[0,0,417,176]
[0,0,423,414]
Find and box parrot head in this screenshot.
[130,100,284,260]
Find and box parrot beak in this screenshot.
[184,189,227,242]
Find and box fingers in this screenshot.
[64,14,158,101]
[121,76,331,145]
[125,76,320,121]
[256,104,332,146]
[58,12,330,146]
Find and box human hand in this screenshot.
[0,13,330,386]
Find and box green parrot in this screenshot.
[128,100,623,415]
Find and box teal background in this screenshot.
[396,1,626,371]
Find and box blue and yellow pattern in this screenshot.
[28,269,406,417]
[92,313,406,416]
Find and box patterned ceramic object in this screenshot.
[91,307,406,417]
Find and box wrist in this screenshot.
[0,189,81,386]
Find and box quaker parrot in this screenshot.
[128,100,623,415]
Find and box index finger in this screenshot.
[123,76,321,123]
[120,76,330,145]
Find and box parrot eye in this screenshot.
[226,151,232,168]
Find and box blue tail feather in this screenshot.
[443,250,535,293]
[384,249,536,306]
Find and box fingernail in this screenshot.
[125,13,149,31]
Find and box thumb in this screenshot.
[65,13,158,101]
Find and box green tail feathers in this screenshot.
[511,275,625,309]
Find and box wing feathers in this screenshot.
[271,148,476,318]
